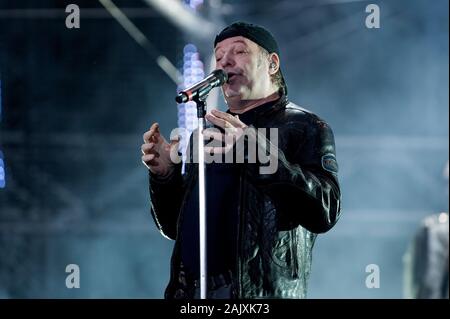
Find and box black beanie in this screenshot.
[214,21,287,95]
[214,21,280,56]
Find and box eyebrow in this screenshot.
[215,40,248,53]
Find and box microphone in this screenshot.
[175,69,228,104]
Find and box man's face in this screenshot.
[214,36,272,102]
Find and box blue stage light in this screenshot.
[0,151,5,189]
[178,40,205,171]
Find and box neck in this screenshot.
[228,91,280,114]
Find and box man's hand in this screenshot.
[141,123,180,177]
[204,109,248,155]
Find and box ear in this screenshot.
[269,53,280,75]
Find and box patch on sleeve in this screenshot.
[321,153,339,174]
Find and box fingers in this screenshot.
[141,140,161,169]
[208,109,247,128]
[211,109,236,124]
[169,135,181,145]
[141,123,177,170]
[144,152,160,159]
[142,153,155,162]
[203,129,224,141]
[202,125,238,156]
[143,123,160,143]
[205,113,228,129]
[141,142,155,155]
[141,152,160,167]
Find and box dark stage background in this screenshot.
[0,0,448,298]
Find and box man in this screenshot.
[403,161,449,299]
[141,21,341,299]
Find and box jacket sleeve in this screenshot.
[245,117,341,233]
[149,161,184,240]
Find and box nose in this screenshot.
[218,51,235,69]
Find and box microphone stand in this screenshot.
[176,71,227,299]
[193,93,208,299]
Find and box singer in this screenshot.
[141,21,342,299]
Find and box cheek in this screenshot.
[245,61,264,81]
[241,59,258,77]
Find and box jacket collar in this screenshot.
[227,90,288,119]
[251,90,289,124]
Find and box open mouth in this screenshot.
[227,72,239,83]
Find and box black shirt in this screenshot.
[180,98,278,279]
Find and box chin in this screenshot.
[224,88,242,99]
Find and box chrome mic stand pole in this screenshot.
[193,95,207,299]
[175,70,227,299]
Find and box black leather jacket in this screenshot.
[149,95,341,299]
